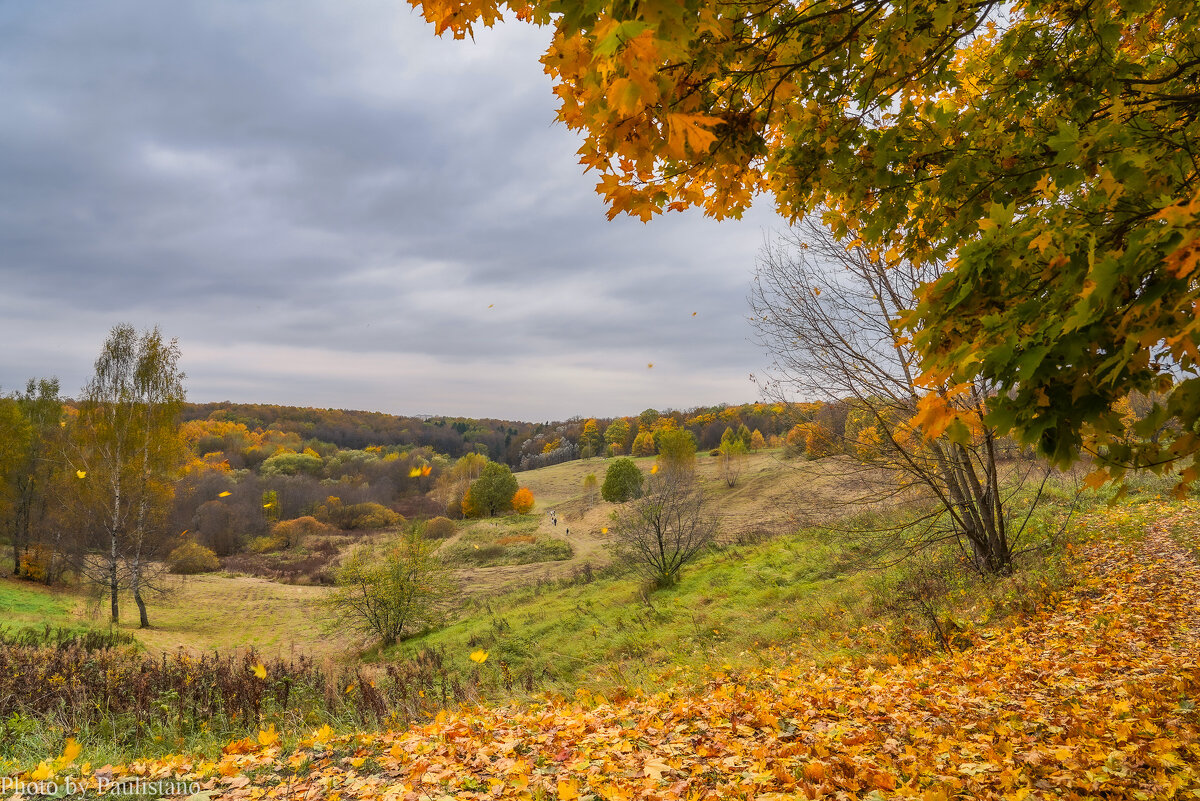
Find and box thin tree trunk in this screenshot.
[109,536,120,624]
[132,560,150,628]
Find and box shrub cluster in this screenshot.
[0,628,541,759]
[421,516,457,539]
[166,541,221,574]
[314,498,404,530]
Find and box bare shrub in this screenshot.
[610,471,717,587]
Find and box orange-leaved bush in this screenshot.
[511,486,535,515]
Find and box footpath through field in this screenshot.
[19,505,1200,800]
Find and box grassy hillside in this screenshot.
[382,523,874,696]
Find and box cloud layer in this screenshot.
[0,0,785,420]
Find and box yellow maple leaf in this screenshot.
[76,470,86,479]
[1028,231,1055,255]
[666,113,721,155]
[912,393,957,439]
[29,762,53,781]
[258,724,279,747]
[251,662,267,680]
[218,491,232,497]
[557,779,581,801]
[1083,468,1109,489]
[470,649,489,664]
[409,466,423,477]
[313,724,334,745]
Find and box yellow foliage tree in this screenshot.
[631,431,656,456]
[511,486,535,514]
[411,0,1200,487]
[460,486,481,519]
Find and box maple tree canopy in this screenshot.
[411,0,1200,484]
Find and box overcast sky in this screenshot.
[0,1,788,422]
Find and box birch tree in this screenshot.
[73,324,185,626]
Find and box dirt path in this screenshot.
[451,505,616,595]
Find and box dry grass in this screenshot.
[84,574,356,663]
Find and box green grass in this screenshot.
[381,525,877,697]
[0,576,80,628]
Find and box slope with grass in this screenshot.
[381,524,877,695]
[440,450,854,597]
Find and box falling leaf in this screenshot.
[76,470,86,479]
[488,304,494,308]
[421,465,432,476]
[409,467,423,478]
[218,491,232,497]
[601,527,609,534]
[251,662,267,680]
[692,311,697,316]
[651,464,660,474]
[470,649,489,664]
